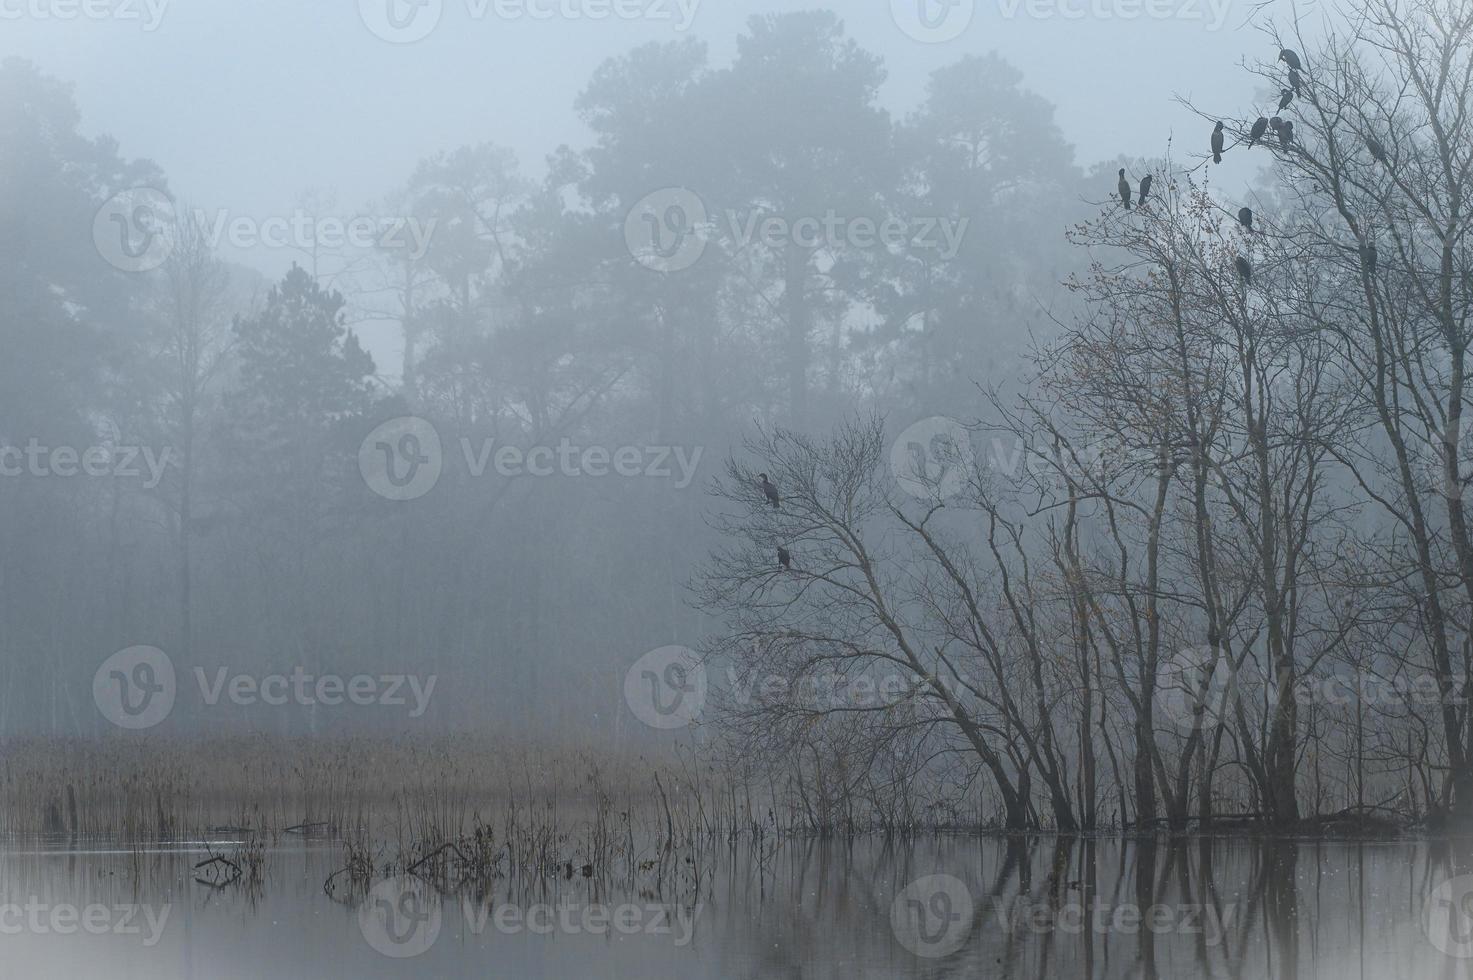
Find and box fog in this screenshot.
[6,1,1473,976]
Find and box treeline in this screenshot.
[0,16,1091,738]
[695,0,1473,831]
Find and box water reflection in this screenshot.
[0,835,1469,978]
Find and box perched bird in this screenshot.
[759,473,780,509]
[1270,116,1283,131]
[1248,116,1270,147]
[1278,121,1294,149]
[1279,48,1303,71]
[1362,242,1378,274]
[1238,207,1254,231]
[1138,174,1153,207]
[1118,168,1132,209]
[777,546,792,570]
[1366,134,1388,162]
[1278,88,1294,111]
[1289,68,1302,95]
[1235,255,1253,284]
[1211,121,1226,163]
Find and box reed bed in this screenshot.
[0,732,971,901]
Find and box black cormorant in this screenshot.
[777,546,792,570]
[1248,117,1269,147]
[1279,48,1302,71]
[1366,134,1387,162]
[1138,174,1153,207]
[1235,256,1252,284]
[1238,207,1254,231]
[1278,88,1294,111]
[759,473,780,509]
[1211,122,1225,163]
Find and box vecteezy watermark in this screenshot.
[1290,670,1454,711]
[185,208,435,259]
[891,0,974,42]
[1155,645,1244,735]
[360,417,444,502]
[890,0,1229,38]
[625,189,970,274]
[1157,647,1460,735]
[0,0,169,30]
[93,647,437,730]
[460,899,699,945]
[358,876,700,958]
[92,190,436,273]
[624,188,709,273]
[624,645,706,729]
[0,437,173,488]
[93,187,177,273]
[724,664,972,712]
[193,666,436,718]
[360,877,442,959]
[1419,423,1473,502]
[359,416,704,501]
[990,896,1237,946]
[0,899,171,946]
[1426,874,1473,958]
[995,0,1232,30]
[891,416,976,501]
[93,646,176,731]
[358,0,699,43]
[891,874,973,958]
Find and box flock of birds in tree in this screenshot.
[758,473,793,571]
[1116,46,1386,285]
[760,48,1395,575]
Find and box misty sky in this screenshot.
[4,0,1276,238]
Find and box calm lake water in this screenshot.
[1,834,1469,978]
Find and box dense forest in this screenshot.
[6,0,1473,835]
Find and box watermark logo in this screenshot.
[359,0,442,42]
[95,647,436,726]
[360,417,443,501]
[624,189,970,272]
[891,874,973,958]
[0,0,169,31]
[1420,423,1473,502]
[93,188,176,273]
[990,897,1236,944]
[1426,875,1473,958]
[93,646,176,730]
[361,0,698,44]
[624,645,705,729]
[891,0,974,43]
[190,208,435,258]
[0,899,171,946]
[193,666,436,717]
[360,876,442,958]
[1155,645,1243,735]
[891,416,975,501]
[0,437,173,488]
[725,663,972,712]
[995,0,1231,30]
[357,0,438,42]
[95,190,437,271]
[625,188,709,273]
[360,417,703,497]
[461,899,699,944]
